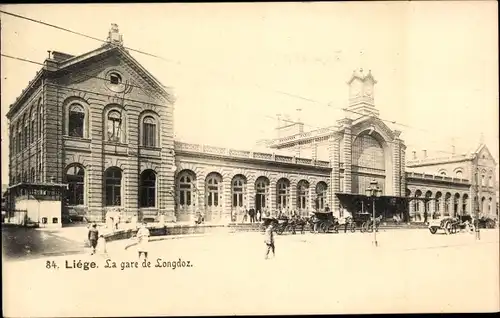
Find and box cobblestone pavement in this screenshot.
[3,229,499,316]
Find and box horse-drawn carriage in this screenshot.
[261,215,308,235]
[340,212,382,233]
[428,215,474,235]
[308,211,340,233]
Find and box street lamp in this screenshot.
[365,179,382,247]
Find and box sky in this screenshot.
[1,2,498,183]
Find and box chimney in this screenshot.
[412,151,417,160]
[422,150,427,158]
[51,51,74,62]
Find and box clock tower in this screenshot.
[346,68,379,118]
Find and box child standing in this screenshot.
[136,222,150,260]
[96,235,107,256]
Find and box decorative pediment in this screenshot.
[349,116,396,143]
[476,144,497,165]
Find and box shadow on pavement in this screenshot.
[2,225,86,262]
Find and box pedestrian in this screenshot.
[96,234,107,256]
[88,223,99,255]
[136,222,150,260]
[257,210,261,222]
[264,221,275,259]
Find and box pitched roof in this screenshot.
[7,42,174,118]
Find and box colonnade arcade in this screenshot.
[175,169,329,222]
[405,188,488,221]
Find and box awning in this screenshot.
[335,193,408,212]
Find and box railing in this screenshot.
[405,172,470,184]
[406,154,470,166]
[267,125,336,146]
[175,141,331,168]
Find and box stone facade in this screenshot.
[6,26,498,224]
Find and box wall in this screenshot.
[43,50,175,222]
[14,197,62,227]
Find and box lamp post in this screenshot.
[365,179,382,247]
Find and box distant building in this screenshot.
[6,25,498,224]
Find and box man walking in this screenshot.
[264,221,275,259]
[88,223,99,255]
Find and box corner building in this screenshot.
[6,26,498,224]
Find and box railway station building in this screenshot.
[6,25,498,224]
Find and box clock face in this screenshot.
[351,82,362,97]
[364,85,373,97]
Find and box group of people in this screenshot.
[87,221,151,260]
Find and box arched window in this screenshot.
[276,178,290,210]
[425,191,432,213]
[23,114,28,148]
[462,194,469,214]
[178,171,194,206]
[30,168,36,183]
[232,175,246,207]
[444,193,451,215]
[435,192,442,216]
[107,110,122,143]
[454,193,460,216]
[68,104,85,137]
[455,170,463,179]
[488,198,493,213]
[439,171,447,176]
[488,176,493,187]
[17,123,22,152]
[39,103,44,138]
[255,177,269,211]
[12,123,17,155]
[206,173,221,207]
[142,116,157,147]
[31,109,37,142]
[481,197,486,213]
[104,167,122,206]
[481,175,486,186]
[297,180,309,210]
[414,190,422,213]
[139,170,156,208]
[316,182,327,211]
[65,164,85,206]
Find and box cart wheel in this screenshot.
[350,223,356,233]
[429,227,437,234]
[276,226,284,235]
[367,223,373,233]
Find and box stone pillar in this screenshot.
[330,135,341,216]
[400,144,407,196]
[270,179,277,216]
[392,140,401,197]
[247,178,255,210]
[409,198,415,221]
[290,180,297,213]
[195,177,205,223]
[342,121,353,193]
[222,178,232,224]
[308,186,314,216]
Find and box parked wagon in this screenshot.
[428,216,473,235]
[309,212,339,233]
[351,212,372,233]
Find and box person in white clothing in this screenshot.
[136,222,150,260]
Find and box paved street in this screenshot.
[3,229,499,316]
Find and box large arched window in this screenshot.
[12,123,17,155]
[23,114,28,148]
[481,174,486,186]
[414,190,422,213]
[297,180,309,210]
[316,182,328,211]
[481,197,486,213]
[462,194,469,214]
[68,104,85,137]
[425,191,432,213]
[488,176,493,187]
[139,170,156,208]
[206,173,222,207]
[178,170,195,206]
[435,192,442,216]
[107,110,123,143]
[30,167,36,183]
[38,102,44,138]
[65,164,85,206]
[31,109,37,142]
[255,176,269,211]
[104,167,122,206]
[232,175,246,207]
[444,193,451,215]
[142,116,157,147]
[276,178,290,210]
[488,197,493,213]
[453,193,460,217]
